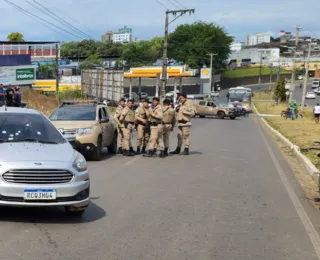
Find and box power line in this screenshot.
[167,0,179,8]
[4,0,70,39]
[41,0,95,36]
[4,0,84,40]
[23,0,85,39]
[156,0,168,9]
[31,0,94,39]
[172,0,185,8]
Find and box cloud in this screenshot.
[0,0,319,42]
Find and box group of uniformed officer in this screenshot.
[113,94,195,158]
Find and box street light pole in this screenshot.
[207,53,217,99]
[301,43,312,112]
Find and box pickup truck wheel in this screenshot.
[90,136,102,161]
[107,132,117,154]
[199,115,205,118]
[217,111,226,119]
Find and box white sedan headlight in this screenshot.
[72,152,87,172]
[76,128,93,135]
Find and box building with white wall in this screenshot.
[230,42,242,51]
[229,48,280,64]
[112,33,132,43]
[245,32,272,46]
[101,26,133,43]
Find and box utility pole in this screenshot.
[161,8,195,102]
[269,65,273,91]
[258,52,263,84]
[301,43,312,112]
[289,25,302,103]
[207,53,217,99]
[277,56,281,82]
[55,43,59,94]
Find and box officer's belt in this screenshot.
[162,122,172,124]
[124,121,134,124]
[149,122,161,126]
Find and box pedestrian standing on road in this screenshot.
[0,84,6,107]
[114,98,126,154]
[314,103,320,124]
[135,99,150,154]
[143,97,165,158]
[161,99,176,156]
[119,99,135,157]
[170,93,195,156]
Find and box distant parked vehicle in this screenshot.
[312,80,320,89]
[306,92,316,99]
[138,92,148,100]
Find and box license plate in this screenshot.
[24,189,56,200]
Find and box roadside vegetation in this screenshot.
[21,88,116,116]
[253,82,320,169]
[223,67,291,79]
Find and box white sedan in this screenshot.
[306,92,316,99]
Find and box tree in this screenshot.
[7,32,24,42]
[168,21,233,70]
[273,79,287,102]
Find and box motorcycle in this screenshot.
[281,109,303,119]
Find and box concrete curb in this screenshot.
[252,102,282,117]
[260,117,320,187]
[253,101,320,186]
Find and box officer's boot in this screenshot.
[117,147,123,154]
[153,148,157,156]
[181,147,189,155]
[141,146,147,154]
[130,147,136,154]
[164,148,169,156]
[159,150,166,158]
[123,149,134,157]
[170,147,181,155]
[143,149,154,157]
[136,146,141,155]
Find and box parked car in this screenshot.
[124,92,139,102]
[211,91,220,97]
[0,106,90,216]
[49,100,117,161]
[306,92,316,99]
[312,80,320,89]
[138,92,148,100]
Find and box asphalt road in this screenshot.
[1,116,320,259]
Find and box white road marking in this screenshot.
[124,157,140,166]
[257,120,320,259]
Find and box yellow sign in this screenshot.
[202,69,209,75]
[200,68,211,79]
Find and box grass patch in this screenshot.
[252,90,275,100]
[254,102,320,169]
[21,88,116,116]
[22,88,59,116]
[253,102,289,115]
[223,67,290,78]
[266,116,320,169]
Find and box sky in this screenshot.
[0,0,319,42]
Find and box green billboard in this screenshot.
[16,68,35,81]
